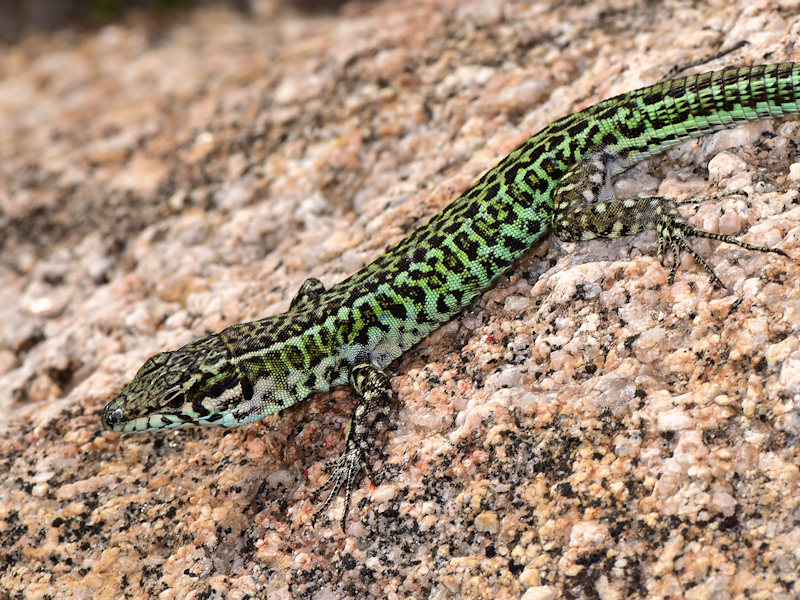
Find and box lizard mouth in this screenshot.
[101,397,193,432]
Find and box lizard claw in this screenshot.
[310,442,375,528]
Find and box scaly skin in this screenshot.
[103,63,800,527]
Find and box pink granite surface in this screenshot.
[1,1,800,598]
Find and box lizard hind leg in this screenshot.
[552,156,787,287]
[655,189,788,286]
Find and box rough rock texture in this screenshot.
[2,1,800,598]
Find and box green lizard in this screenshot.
[102,62,798,527]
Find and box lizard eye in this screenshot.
[164,391,185,410]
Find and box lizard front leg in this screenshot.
[290,277,326,310]
[311,363,393,528]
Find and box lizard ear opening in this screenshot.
[239,375,254,401]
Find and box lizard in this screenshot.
[102,60,799,528]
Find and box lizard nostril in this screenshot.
[101,406,122,429]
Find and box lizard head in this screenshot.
[101,334,248,432]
